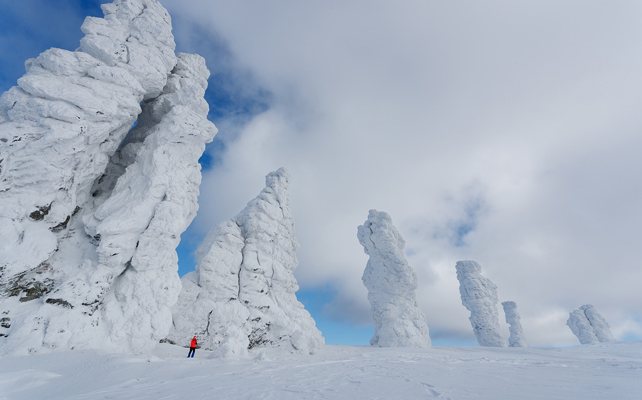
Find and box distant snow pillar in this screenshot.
[567,304,616,344]
[581,305,616,343]
[502,301,528,347]
[455,260,506,347]
[567,309,599,344]
[358,209,431,348]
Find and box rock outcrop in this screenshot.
[456,260,506,347]
[0,0,217,355]
[167,168,324,356]
[358,210,431,348]
[567,305,616,344]
[502,301,528,347]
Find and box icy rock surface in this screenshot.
[167,168,324,356]
[357,210,431,348]
[0,0,216,355]
[567,305,616,344]
[581,305,617,343]
[567,309,599,345]
[456,261,506,347]
[502,301,528,347]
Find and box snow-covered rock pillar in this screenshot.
[567,309,599,344]
[0,0,216,355]
[358,210,431,348]
[502,301,528,347]
[84,53,217,352]
[167,168,324,356]
[455,260,506,347]
[581,305,616,343]
[567,304,616,344]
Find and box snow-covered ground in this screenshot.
[1,342,640,399]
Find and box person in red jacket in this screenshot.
[187,336,197,358]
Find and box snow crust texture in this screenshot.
[501,301,528,347]
[0,0,216,355]
[358,210,431,348]
[3,342,642,400]
[167,168,324,356]
[456,260,506,347]
[567,304,617,344]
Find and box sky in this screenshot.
[2,0,642,347]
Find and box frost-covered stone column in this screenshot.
[358,210,431,348]
[582,305,616,343]
[0,0,216,355]
[169,221,250,357]
[456,261,506,347]
[167,168,324,356]
[567,309,599,344]
[502,301,528,347]
[567,304,616,344]
[84,53,217,352]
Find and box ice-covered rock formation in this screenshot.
[167,168,324,356]
[502,301,528,347]
[567,305,616,344]
[581,305,617,343]
[456,261,506,347]
[567,309,599,344]
[357,210,431,348]
[0,0,217,355]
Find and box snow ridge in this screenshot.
[358,210,431,348]
[456,260,506,347]
[502,301,528,347]
[167,168,324,356]
[567,304,617,344]
[0,0,216,355]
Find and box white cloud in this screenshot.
[160,0,642,346]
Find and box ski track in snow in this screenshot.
[0,342,641,399]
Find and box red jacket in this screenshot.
[190,337,197,347]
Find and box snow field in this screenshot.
[1,342,641,399]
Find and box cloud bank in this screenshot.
[161,0,642,346]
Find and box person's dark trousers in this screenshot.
[188,347,195,358]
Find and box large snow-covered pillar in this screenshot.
[455,260,506,347]
[358,210,431,348]
[567,304,616,344]
[502,301,528,347]
[83,53,217,352]
[169,220,250,357]
[167,168,324,356]
[0,0,216,355]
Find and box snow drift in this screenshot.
[455,260,506,347]
[502,301,528,347]
[567,304,617,344]
[0,0,216,355]
[358,209,431,348]
[167,168,324,356]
